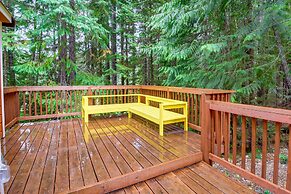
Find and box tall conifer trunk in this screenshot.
[69,0,76,85]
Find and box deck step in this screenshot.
[67,152,202,194]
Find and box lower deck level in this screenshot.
[2,115,253,193]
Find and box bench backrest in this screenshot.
[82,94,186,108]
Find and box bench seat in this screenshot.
[82,94,188,136]
[129,103,186,124]
[85,103,139,114]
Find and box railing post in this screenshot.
[201,94,211,164]
[167,88,170,99]
[87,87,93,105]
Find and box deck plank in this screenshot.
[23,122,54,194]
[99,118,163,193]
[3,123,33,159]
[189,162,253,193]
[1,123,23,147]
[68,120,84,190]
[3,117,253,194]
[77,120,110,182]
[73,119,97,186]
[39,121,61,194]
[105,117,170,193]
[129,118,199,155]
[5,123,41,192]
[92,119,140,193]
[107,117,162,165]
[8,123,47,194]
[54,120,70,193]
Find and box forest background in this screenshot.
[2,0,291,108]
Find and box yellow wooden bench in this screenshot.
[82,94,188,136]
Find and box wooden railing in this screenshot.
[201,97,291,193]
[3,85,233,131]
[140,86,232,131]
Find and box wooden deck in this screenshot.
[2,116,252,194]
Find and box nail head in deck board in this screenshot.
[67,152,202,194]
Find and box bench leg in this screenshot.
[84,112,89,123]
[184,120,188,131]
[159,124,164,136]
[128,112,132,119]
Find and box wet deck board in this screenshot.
[2,116,252,194]
[114,162,254,194]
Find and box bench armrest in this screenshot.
[162,102,187,110]
[159,102,188,118]
[82,96,88,109]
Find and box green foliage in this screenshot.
[2,0,290,107]
[280,154,288,164]
[149,0,291,106]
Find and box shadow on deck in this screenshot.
[2,116,252,194]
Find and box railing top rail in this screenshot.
[140,85,235,94]
[208,100,291,124]
[4,85,235,95]
[83,94,140,98]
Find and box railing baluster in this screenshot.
[29,91,32,116]
[262,120,268,179]
[50,91,53,114]
[45,92,48,115]
[287,124,291,191]
[211,110,215,153]
[216,110,221,157]
[241,116,246,169]
[195,94,198,125]
[55,90,58,114]
[70,91,72,112]
[273,122,281,184]
[34,92,37,116]
[65,90,68,112]
[251,118,257,174]
[224,112,229,160]
[40,91,42,115]
[74,90,77,112]
[23,92,26,116]
[232,114,237,165]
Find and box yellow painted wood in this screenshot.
[82,94,188,136]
